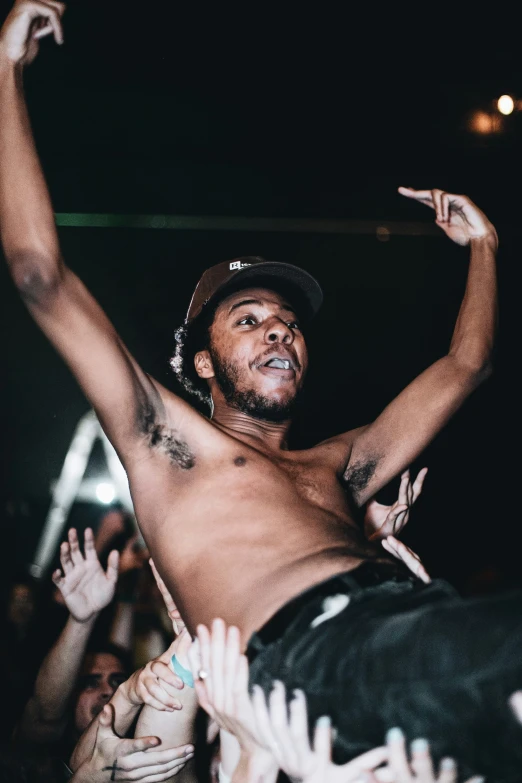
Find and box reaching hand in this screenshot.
[398,188,497,248]
[384,727,482,783]
[251,682,388,783]
[364,468,428,541]
[189,619,278,781]
[126,639,186,712]
[382,536,431,584]
[150,558,186,635]
[72,702,193,783]
[0,0,64,66]
[52,528,119,623]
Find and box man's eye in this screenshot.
[237,316,257,325]
[287,321,300,330]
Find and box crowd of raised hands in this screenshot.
[14,467,490,782]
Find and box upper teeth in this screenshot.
[266,358,291,369]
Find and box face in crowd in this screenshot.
[74,652,127,733]
[196,287,309,422]
[8,583,35,630]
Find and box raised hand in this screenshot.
[364,467,428,541]
[189,618,278,781]
[0,0,65,66]
[52,528,119,623]
[398,187,497,248]
[126,639,186,713]
[384,727,482,783]
[72,702,193,783]
[251,682,388,783]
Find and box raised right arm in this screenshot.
[0,1,178,463]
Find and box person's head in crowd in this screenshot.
[73,643,130,735]
[6,577,35,635]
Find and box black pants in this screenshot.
[247,569,522,783]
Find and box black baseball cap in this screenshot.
[185,256,323,323]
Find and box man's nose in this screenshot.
[99,682,115,699]
[264,318,294,344]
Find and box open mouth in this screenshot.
[258,354,298,378]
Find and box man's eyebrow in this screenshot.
[228,298,263,314]
[228,298,297,315]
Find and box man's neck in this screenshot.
[211,403,291,452]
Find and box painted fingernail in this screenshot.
[316,715,331,727]
[440,758,456,771]
[386,727,404,742]
[411,738,429,752]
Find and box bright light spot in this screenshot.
[469,110,501,135]
[497,95,514,115]
[96,482,116,504]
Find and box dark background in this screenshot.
[0,2,520,591]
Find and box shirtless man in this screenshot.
[2,3,521,780]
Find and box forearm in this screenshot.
[70,680,141,771]
[136,684,198,749]
[19,613,96,739]
[449,235,498,373]
[0,52,61,282]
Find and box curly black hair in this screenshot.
[170,300,218,409]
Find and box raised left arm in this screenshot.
[343,188,498,506]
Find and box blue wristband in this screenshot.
[171,654,194,688]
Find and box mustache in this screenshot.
[252,345,301,371]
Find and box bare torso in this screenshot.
[127,398,391,642]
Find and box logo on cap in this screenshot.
[229,261,252,271]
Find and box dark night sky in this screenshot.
[1,2,520,587]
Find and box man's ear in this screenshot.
[194,349,215,379]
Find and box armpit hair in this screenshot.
[344,456,381,498]
[138,397,195,470]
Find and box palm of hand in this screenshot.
[436,205,484,246]
[364,498,408,539]
[60,559,115,622]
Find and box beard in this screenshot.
[209,346,300,422]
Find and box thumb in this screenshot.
[97,703,115,735]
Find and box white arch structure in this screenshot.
[29,410,135,579]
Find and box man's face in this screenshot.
[74,653,126,733]
[201,287,308,421]
[8,584,34,627]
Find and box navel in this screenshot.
[234,456,247,467]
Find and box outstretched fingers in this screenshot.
[59,539,73,575]
[68,527,84,566]
[411,467,428,503]
[398,187,435,207]
[83,527,97,560]
[106,549,119,584]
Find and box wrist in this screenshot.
[470,230,498,252]
[120,669,142,706]
[0,40,22,68]
[69,610,99,627]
